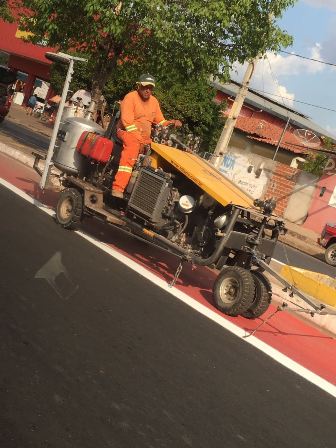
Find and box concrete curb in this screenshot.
[269,283,336,337]
[281,265,336,308]
[0,142,60,189]
[0,141,34,167]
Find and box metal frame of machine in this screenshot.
[33,115,336,321]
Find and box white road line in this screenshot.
[1,176,336,398]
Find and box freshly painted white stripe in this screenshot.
[1,176,335,398]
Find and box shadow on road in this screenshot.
[80,217,216,295]
[243,315,335,340]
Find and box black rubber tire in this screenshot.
[213,266,255,317]
[56,188,83,230]
[325,243,336,266]
[241,271,272,319]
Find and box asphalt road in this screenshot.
[0,107,49,154]
[1,106,335,280]
[1,185,335,448]
[274,241,336,277]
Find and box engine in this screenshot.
[56,124,281,261]
[125,166,215,254]
[127,167,174,226]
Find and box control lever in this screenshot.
[170,134,191,152]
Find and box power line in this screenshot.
[257,55,336,114]
[280,49,336,67]
[251,88,336,114]
[266,54,287,109]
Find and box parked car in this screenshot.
[319,223,336,266]
[0,65,17,123]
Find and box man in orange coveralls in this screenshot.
[111,74,182,198]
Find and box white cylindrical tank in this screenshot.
[53,117,104,175]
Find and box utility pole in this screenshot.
[272,116,290,161]
[40,52,87,190]
[212,57,260,169]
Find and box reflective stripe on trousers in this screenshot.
[112,129,142,193]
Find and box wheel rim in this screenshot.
[219,277,240,304]
[59,198,74,220]
[329,248,336,262]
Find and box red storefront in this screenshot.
[0,20,56,104]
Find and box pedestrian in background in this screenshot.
[25,94,37,115]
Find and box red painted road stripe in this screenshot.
[1,153,336,385]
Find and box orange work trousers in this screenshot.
[112,129,143,193]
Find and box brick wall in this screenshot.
[264,163,298,216]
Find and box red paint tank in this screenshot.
[76,131,113,163]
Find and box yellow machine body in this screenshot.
[150,143,254,209]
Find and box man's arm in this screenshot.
[153,98,182,128]
[120,93,138,133]
[152,98,167,126]
[154,101,182,128]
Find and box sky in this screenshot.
[230,0,336,137]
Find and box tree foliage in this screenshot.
[50,59,223,151]
[303,153,329,177]
[154,79,224,151]
[3,0,295,150]
[0,0,13,22]
[9,0,295,103]
[302,137,336,177]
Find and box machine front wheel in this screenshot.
[241,271,272,319]
[56,188,83,230]
[213,266,255,316]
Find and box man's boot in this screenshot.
[111,190,124,199]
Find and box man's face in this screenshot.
[138,84,154,101]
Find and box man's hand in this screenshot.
[170,119,182,128]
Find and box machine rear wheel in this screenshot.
[213,266,255,316]
[241,271,272,319]
[56,188,83,230]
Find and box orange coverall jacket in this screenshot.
[118,90,168,143]
[112,90,169,194]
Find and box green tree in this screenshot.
[0,0,13,22]
[321,136,336,152]
[6,0,295,106]
[302,137,336,177]
[50,55,92,95]
[50,58,223,151]
[303,152,329,177]
[154,79,224,152]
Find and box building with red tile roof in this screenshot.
[0,19,56,104]
[213,81,335,165]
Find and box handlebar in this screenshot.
[253,198,277,215]
[169,134,191,152]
